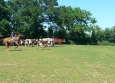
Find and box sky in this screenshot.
[57,0,115,30]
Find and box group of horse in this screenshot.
[0,33,65,51]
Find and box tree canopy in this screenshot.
[0,0,115,45]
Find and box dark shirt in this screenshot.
[10,31,15,37]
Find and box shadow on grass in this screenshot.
[10,49,22,51]
[53,45,65,47]
[37,47,51,51]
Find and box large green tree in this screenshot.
[54,6,97,43]
[108,26,115,43]
[0,0,12,37]
[7,0,58,38]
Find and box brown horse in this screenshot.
[3,34,23,50]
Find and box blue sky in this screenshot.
[57,0,115,30]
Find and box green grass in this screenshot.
[0,45,115,83]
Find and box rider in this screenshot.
[10,30,15,40]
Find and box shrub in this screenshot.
[68,40,76,45]
[99,41,115,46]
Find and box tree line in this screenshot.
[0,0,115,45]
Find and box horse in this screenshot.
[53,38,65,46]
[3,33,23,50]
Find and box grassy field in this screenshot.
[0,45,115,83]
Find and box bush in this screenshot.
[68,40,76,45]
[99,41,115,46]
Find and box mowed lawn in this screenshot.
[0,45,115,83]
